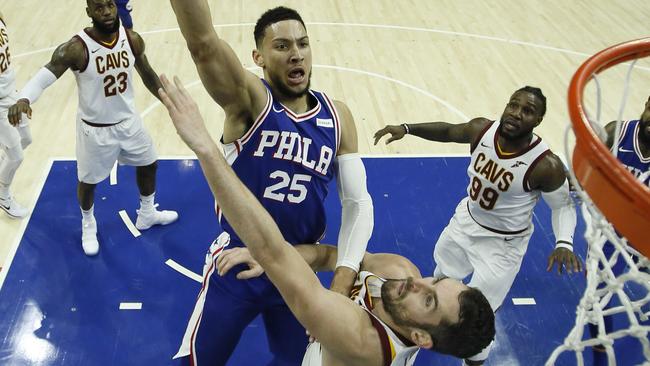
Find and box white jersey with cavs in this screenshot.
[73,25,137,124]
[71,26,156,184]
[466,121,550,234]
[301,271,420,366]
[0,17,16,98]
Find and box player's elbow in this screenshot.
[185,35,220,63]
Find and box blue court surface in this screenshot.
[0,157,646,365]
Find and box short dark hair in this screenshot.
[426,287,495,359]
[516,85,547,117]
[253,6,306,47]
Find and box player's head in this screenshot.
[86,0,120,35]
[499,86,547,140]
[252,7,312,99]
[639,95,650,143]
[381,277,495,358]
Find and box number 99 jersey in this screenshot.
[72,25,136,124]
[466,121,550,235]
[219,80,341,246]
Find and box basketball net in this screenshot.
[546,53,650,365]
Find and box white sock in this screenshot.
[139,193,155,212]
[0,182,9,200]
[81,205,95,222]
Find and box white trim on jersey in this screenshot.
[633,122,650,163]
[321,92,341,155]
[279,90,322,122]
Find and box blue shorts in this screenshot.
[176,232,309,365]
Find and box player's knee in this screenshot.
[4,145,24,165]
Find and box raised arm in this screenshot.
[329,100,374,296]
[373,117,492,145]
[169,0,266,125]
[160,75,376,359]
[8,38,84,125]
[127,29,162,100]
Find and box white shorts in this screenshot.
[76,114,157,184]
[433,197,533,310]
[0,90,29,149]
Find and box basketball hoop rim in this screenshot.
[568,37,650,248]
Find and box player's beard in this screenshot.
[498,116,533,141]
[269,70,312,99]
[92,15,121,35]
[381,279,413,327]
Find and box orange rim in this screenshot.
[568,37,650,253]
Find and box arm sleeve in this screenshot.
[541,179,576,247]
[19,67,57,104]
[335,153,374,272]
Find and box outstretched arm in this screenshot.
[373,117,492,145]
[169,0,266,125]
[218,244,421,281]
[159,75,373,358]
[128,30,162,100]
[8,38,83,125]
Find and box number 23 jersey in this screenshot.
[220,80,341,245]
[72,25,136,124]
[467,121,550,234]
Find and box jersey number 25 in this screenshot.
[263,170,311,203]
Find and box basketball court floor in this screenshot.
[1,1,649,365]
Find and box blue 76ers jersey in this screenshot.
[218,79,341,246]
[613,120,650,187]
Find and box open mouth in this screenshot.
[287,68,306,86]
[503,119,519,132]
[102,19,115,27]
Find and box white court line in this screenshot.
[119,302,142,310]
[15,22,650,72]
[142,65,467,122]
[109,161,118,185]
[165,259,202,283]
[512,298,537,305]
[0,159,54,290]
[118,210,141,238]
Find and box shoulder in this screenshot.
[604,120,620,148]
[125,28,144,55]
[529,151,567,192]
[362,253,422,279]
[468,117,494,137]
[54,36,87,64]
[332,99,353,121]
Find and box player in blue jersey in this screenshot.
[169,2,374,365]
[588,96,649,365]
[160,74,495,366]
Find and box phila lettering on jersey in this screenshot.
[612,120,650,187]
[466,121,550,234]
[218,79,341,246]
[0,17,16,98]
[72,25,136,124]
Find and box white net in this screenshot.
[546,56,650,365]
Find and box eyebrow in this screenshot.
[272,36,309,42]
[431,278,441,311]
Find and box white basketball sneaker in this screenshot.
[81,218,99,256]
[135,205,178,230]
[0,196,29,219]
